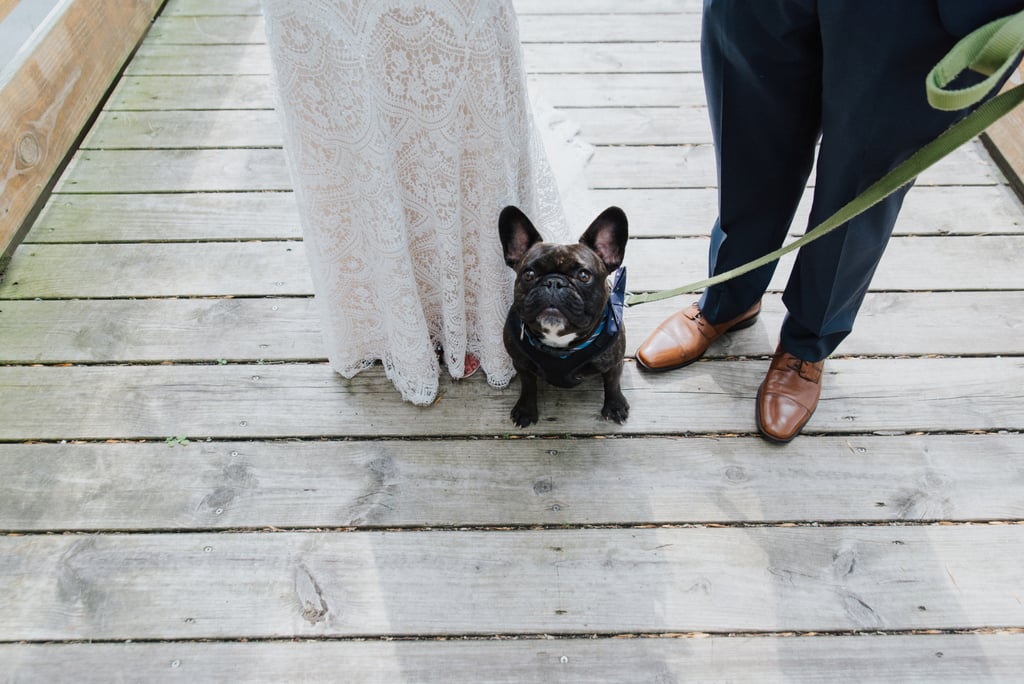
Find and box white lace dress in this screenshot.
[261,0,573,405]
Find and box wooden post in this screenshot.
[981,63,1024,201]
[0,0,19,23]
[0,0,165,266]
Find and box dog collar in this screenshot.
[507,267,626,388]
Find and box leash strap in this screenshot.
[626,9,1024,307]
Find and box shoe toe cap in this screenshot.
[758,391,813,442]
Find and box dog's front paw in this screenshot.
[511,399,539,428]
[601,394,630,424]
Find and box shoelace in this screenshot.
[783,356,822,383]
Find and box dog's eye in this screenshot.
[522,269,537,282]
[577,269,592,283]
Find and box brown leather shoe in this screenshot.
[756,348,824,443]
[635,301,761,371]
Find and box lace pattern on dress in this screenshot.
[262,0,573,405]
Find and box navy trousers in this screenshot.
[698,0,1021,361]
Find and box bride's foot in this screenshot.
[436,344,480,379]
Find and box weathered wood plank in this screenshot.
[53,149,291,194]
[78,108,1019,191]
[122,42,700,77]
[4,634,1024,683]
[143,13,700,45]
[574,106,712,145]
[1,434,1021,531]
[22,186,1022,244]
[146,13,268,45]
[583,185,1024,237]
[0,0,163,256]
[631,291,1024,357]
[533,37,678,72]
[103,73,705,109]
[528,13,700,42]
[0,241,311,299]
[125,42,272,76]
[515,0,702,11]
[49,144,1003,195]
[0,358,1021,440]
[4,235,1021,299]
[4,291,1024,364]
[2,526,1022,640]
[160,0,262,14]
[80,107,716,150]
[542,72,712,107]
[0,297,323,363]
[626,234,1024,294]
[70,107,1024,216]
[26,192,302,243]
[81,110,284,150]
[159,0,703,16]
[587,142,1006,189]
[106,74,276,110]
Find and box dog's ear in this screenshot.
[499,205,543,269]
[580,206,628,272]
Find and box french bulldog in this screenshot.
[499,205,629,427]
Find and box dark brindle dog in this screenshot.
[499,205,629,427]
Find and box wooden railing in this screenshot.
[0,0,164,266]
[982,63,1024,200]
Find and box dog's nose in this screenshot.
[541,274,570,289]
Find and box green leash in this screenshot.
[626,9,1024,307]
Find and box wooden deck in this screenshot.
[2,0,1024,680]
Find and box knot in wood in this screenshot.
[17,132,42,167]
